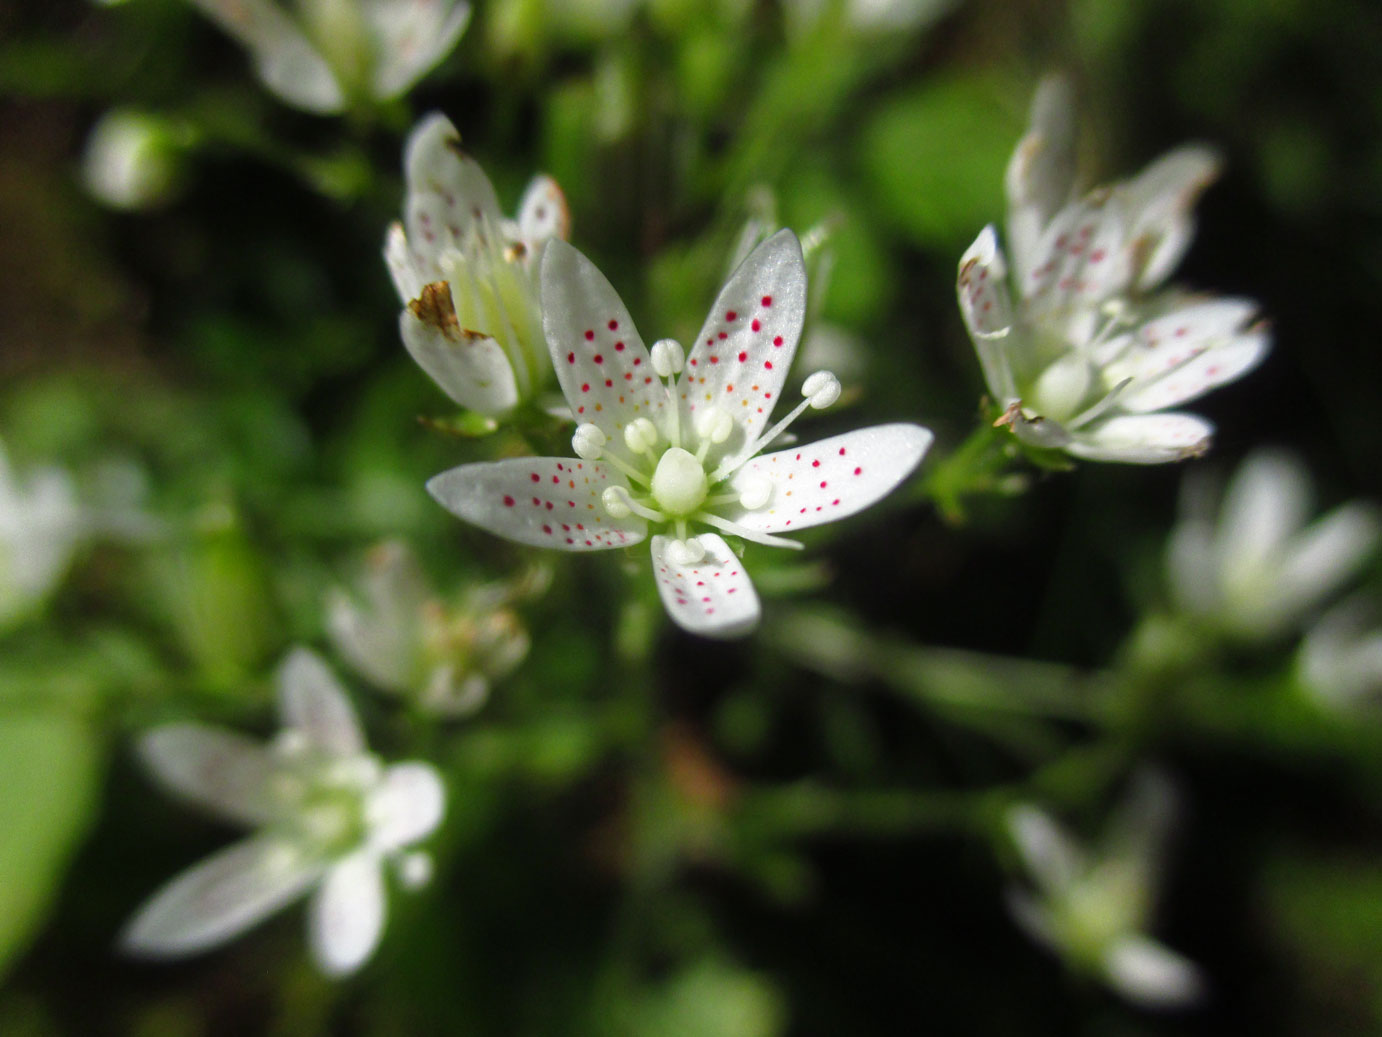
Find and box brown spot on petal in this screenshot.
[409,281,463,340]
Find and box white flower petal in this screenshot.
[957,227,1018,403]
[540,238,667,440]
[121,835,322,958]
[1165,513,1221,616]
[1215,450,1312,587]
[1003,887,1059,953]
[727,424,932,534]
[1066,413,1213,464]
[137,724,279,827]
[1102,771,1175,892]
[368,762,446,850]
[1278,503,1381,616]
[515,174,571,249]
[650,534,761,639]
[1005,74,1077,284]
[308,851,386,977]
[398,305,520,416]
[427,458,647,551]
[1300,600,1382,707]
[1023,194,1134,317]
[400,113,505,277]
[1006,805,1084,895]
[682,229,808,466]
[1119,144,1222,291]
[326,541,429,693]
[277,648,365,757]
[365,0,471,100]
[188,0,345,113]
[1109,298,1269,413]
[1102,935,1205,1010]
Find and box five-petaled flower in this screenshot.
[386,112,570,418]
[1006,772,1204,1010]
[121,648,445,977]
[957,76,1270,463]
[426,230,932,638]
[184,0,472,114]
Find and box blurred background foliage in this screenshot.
[3,0,1382,1033]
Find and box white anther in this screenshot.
[572,423,607,460]
[738,473,772,510]
[802,371,841,409]
[623,417,659,454]
[650,338,685,377]
[394,851,434,890]
[667,537,707,567]
[601,486,633,517]
[694,406,734,445]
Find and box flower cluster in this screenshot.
[957,76,1270,463]
[426,230,933,638]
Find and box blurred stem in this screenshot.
[916,420,1021,524]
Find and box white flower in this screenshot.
[326,540,532,716]
[0,440,85,629]
[957,76,1270,463]
[121,648,445,977]
[1006,773,1204,1010]
[184,0,471,113]
[1299,599,1382,709]
[1167,450,1379,642]
[385,113,570,418]
[426,230,932,638]
[81,110,188,211]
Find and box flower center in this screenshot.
[650,447,709,517]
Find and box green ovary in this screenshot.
[650,447,709,517]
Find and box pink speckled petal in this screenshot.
[727,424,932,534]
[400,113,504,278]
[1005,75,1078,283]
[650,534,760,639]
[516,175,570,249]
[957,226,1018,403]
[427,457,647,551]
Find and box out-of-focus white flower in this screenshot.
[957,76,1269,464]
[185,0,471,113]
[326,540,536,716]
[81,110,189,211]
[1167,450,1379,642]
[121,648,445,977]
[1298,598,1382,709]
[0,440,85,629]
[1006,773,1204,1010]
[426,230,932,638]
[385,113,570,418]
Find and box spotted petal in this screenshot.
[278,648,365,757]
[427,457,647,551]
[365,0,472,100]
[121,835,322,958]
[308,851,386,977]
[650,533,760,639]
[1005,74,1077,284]
[398,304,519,416]
[138,725,278,828]
[1120,144,1222,291]
[957,226,1018,403]
[683,229,807,464]
[1100,297,1267,413]
[1023,194,1134,317]
[727,424,932,534]
[515,175,570,250]
[541,239,666,440]
[1067,413,1213,464]
[188,0,344,114]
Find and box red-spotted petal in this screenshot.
[398,307,519,416]
[1005,75,1078,283]
[516,174,570,249]
[427,457,647,551]
[957,226,1018,403]
[650,534,760,639]
[399,113,504,278]
[1023,194,1133,316]
[726,424,932,534]
[540,239,667,439]
[682,229,807,457]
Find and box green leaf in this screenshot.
[0,713,102,979]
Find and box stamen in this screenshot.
[709,370,840,483]
[666,538,707,566]
[623,417,659,456]
[695,512,803,550]
[572,423,606,460]
[651,339,684,449]
[602,485,664,522]
[694,406,733,463]
[1066,376,1134,431]
[596,449,650,488]
[736,473,772,510]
